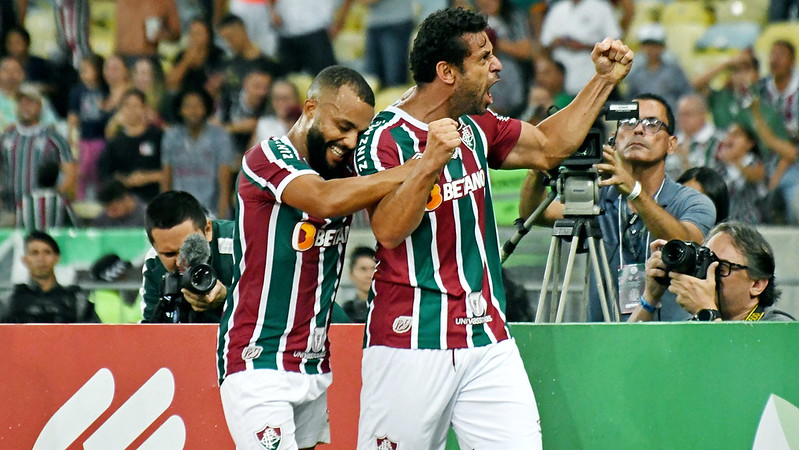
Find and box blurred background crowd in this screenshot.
[1,0,799,322]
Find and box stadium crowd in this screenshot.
[0,0,798,325]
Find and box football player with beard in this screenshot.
[353,7,633,449]
[217,65,456,450]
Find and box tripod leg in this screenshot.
[597,238,621,321]
[587,237,614,322]
[535,235,560,323]
[548,239,562,322]
[555,234,581,323]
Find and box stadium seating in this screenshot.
[661,1,714,26]
[696,21,762,50]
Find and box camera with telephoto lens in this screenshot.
[660,240,718,279]
[156,264,217,322]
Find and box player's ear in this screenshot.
[303,97,318,119]
[436,61,456,86]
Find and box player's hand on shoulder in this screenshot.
[424,118,459,169]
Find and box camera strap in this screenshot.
[743,303,766,321]
[617,178,666,266]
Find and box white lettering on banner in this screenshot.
[34,368,186,449]
[441,170,486,202]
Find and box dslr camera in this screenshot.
[155,263,217,323]
[660,240,718,280]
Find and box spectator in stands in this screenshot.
[92,179,146,228]
[229,0,278,58]
[102,54,133,125]
[711,122,768,224]
[1,230,99,324]
[162,88,234,219]
[666,94,723,179]
[269,0,352,76]
[252,78,301,144]
[67,53,108,201]
[540,0,621,96]
[677,167,730,224]
[98,89,164,203]
[51,0,92,70]
[20,160,77,230]
[0,85,76,225]
[216,14,283,99]
[533,56,573,110]
[114,0,181,72]
[694,51,787,135]
[165,18,225,95]
[624,23,693,113]
[215,67,271,153]
[131,57,166,127]
[750,97,799,225]
[341,246,376,323]
[757,40,799,140]
[0,2,24,55]
[476,0,534,117]
[0,56,58,131]
[4,26,52,94]
[141,190,234,323]
[362,0,414,88]
[520,93,717,321]
[630,221,795,322]
[521,56,574,124]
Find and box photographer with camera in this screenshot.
[630,222,795,322]
[520,93,717,321]
[141,190,234,323]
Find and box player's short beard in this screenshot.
[306,124,349,180]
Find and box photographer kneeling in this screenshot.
[141,191,234,323]
[630,221,795,322]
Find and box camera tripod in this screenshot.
[501,174,620,323]
[534,216,619,322]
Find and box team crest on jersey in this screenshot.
[242,345,263,361]
[392,316,412,334]
[468,291,487,317]
[460,124,475,152]
[255,424,282,450]
[291,222,349,252]
[311,327,326,353]
[376,436,398,449]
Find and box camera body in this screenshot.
[661,240,718,279]
[560,102,639,168]
[555,102,639,217]
[156,263,218,322]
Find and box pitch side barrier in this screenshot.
[2,323,796,449]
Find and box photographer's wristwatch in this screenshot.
[693,309,722,321]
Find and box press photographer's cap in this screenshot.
[91,254,133,282]
[638,23,666,46]
[17,84,43,104]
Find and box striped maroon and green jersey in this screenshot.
[19,188,76,230]
[218,136,352,381]
[1,124,72,213]
[354,106,522,350]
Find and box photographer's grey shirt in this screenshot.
[590,176,717,322]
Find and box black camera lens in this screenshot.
[661,240,696,274]
[182,263,217,295]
